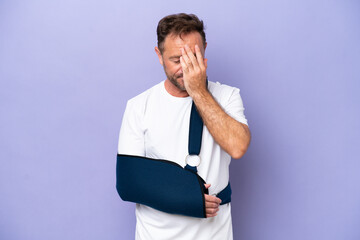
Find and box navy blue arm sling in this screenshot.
[116,100,232,218]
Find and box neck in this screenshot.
[164,79,189,97]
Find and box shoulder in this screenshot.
[208,80,241,104]
[125,81,163,112]
[121,81,164,125]
[127,82,162,105]
[208,80,248,126]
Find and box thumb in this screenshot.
[204,183,211,189]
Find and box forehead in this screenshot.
[163,32,204,56]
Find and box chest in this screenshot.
[143,98,192,165]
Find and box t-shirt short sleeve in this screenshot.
[223,87,248,126]
[117,99,145,156]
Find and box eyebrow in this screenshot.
[169,56,181,59]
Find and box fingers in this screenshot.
[204,184,222,218]
[180,48,191,73]
[204,194,221,218]
[206,194,222,205]
[206,210,218,218]
[195,45,206,70]
[206,201,220,208]
[180,55,188,73]
[184,45,200,69]
[181,45,204,71]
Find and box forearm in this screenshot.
[191,88,251,159]
[179,44,251,158]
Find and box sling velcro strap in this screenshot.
[216,182,231,205]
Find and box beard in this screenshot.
[163,64,185,91]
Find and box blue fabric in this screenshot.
[185,164,198,173]
[217,182,232,205]
[116,154,207,218]
[188,102,203,156]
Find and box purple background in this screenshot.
[1,0,359,239]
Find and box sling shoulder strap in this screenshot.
[185,82,232,205]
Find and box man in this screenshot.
[118,13,251,240]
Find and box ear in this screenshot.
[155,46,164,66]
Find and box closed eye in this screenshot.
[169,56,181,64]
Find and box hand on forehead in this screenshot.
[164,32,205,56]
[180,44,205,68]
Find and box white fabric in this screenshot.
[118,80,248,240]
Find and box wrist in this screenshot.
[189,86,210,102]
[186,77,208,98]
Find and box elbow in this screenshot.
[230,136,251,159]
[229,148,246,159]
[228,124,251,159]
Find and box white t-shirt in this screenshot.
[118,80,248,240]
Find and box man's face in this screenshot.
[155,32,206,91]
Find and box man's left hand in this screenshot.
[180,44,208,96]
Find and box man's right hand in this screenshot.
[204,184,222,218]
